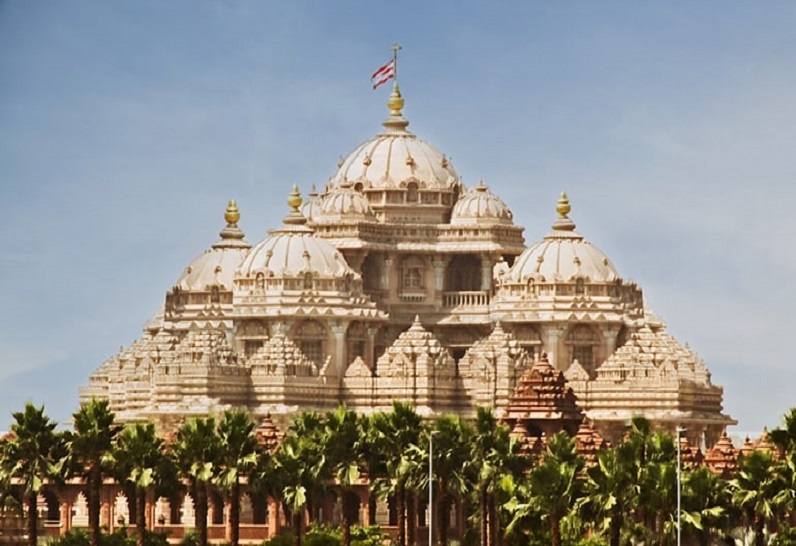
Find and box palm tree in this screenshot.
[270,411,326,546]
[470,407,529,546]
[729,450,781,546]
[109,421,166,546]
[322,405,362,546]
[681,466,729,546]
[770,407,796,455]
[369,402,423,546]
[215,409,260,546]
[639,431,677,544]
[413,414,473,546]
[171,416,221,546]
[578,440,639,546]
[66,398,120,546]
[0,403,65,546]
[524,432,584,546]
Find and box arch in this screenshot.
[406,181,419,203]
[360,253,381,291]
[445,255,481,291]
[294,319,327,367]
[399,256,426,291]
[565,324,600,371]
[346,321,368,364]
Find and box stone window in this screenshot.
[400,256,426,290]
[566,324,599,371]
[295,320,326,367]
[406,182,419,203]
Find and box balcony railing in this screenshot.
[443,290,490,308]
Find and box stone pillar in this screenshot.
[382,256,394,294]
[60,497,73,533]
[543,326,563,369]
[432,257,450,306]
[267,497,281,537]
[601,325,620,361]
[480,254,493,292]
[331,323,348,378]
[366,327,378,370]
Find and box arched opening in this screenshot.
[294,319,327,368]
[566,324,600,372]
[361,253,381,292]
[445,255,481,291]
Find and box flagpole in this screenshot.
[390,43,401,86]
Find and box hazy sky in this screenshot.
[2,2,795,434]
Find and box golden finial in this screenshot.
[552,192,576,232]
[287,185,302,212]
[388,81,404,116]
[225,199,240,227]
[556,192,571,218]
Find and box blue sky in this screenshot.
[2,2,795,434]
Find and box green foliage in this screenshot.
[261,531,295,546]
[47,529,169,546]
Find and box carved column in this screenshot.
[480,254,493,292]
[543,326,563,369]
[366,327,378,370]
[267,497,281,537]
[331,323,348,378]
[601,325,621,365]
[382,256,394,294]
[60,496,73,533]
[432,256,451,306]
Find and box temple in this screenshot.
[81,80,735,447]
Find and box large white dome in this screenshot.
[237,188,354,280]
[505,193,619,283]
[450,181,514,226]
[325,86,461,193]
[175,201,251,291]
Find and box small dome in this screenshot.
[300,184,324,223]
[450,181,514,225]
[176,200,251,291]
[314,182,376,224]
[237,186,355,280]
[326,85,461,192]
[505,193,619,283]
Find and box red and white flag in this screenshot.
[371,59,395,90]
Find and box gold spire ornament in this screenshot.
[287,184,303,212]
[556,192,571,219]
[225,199,240,227]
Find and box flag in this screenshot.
[371,59,395,90]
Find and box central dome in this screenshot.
[325,85,461,193]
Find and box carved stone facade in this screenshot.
[81,84,735,444]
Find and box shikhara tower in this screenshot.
[82,78,735,446]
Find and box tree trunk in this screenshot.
[609,514,622,546]
[480,489,488,546]
[438,493,449,546]
[368,489,377,526]
[89,463,102,546]
[754,515,765,546]
[406,490,416,546]
[293,509,303,546]
[26,490,37,546]
[396,485,406,546]
[551,515,561,546]
[229,479,241,546]
[136,486,146,546]
[195,482,209,546]
[342,489,352,546]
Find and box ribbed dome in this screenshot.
[450,181,514,225]
[326,86,461,192]
[237,188,355,280]
[300,185,324,223]
[505,193,619,283]
[176,201,251,290]
[313,182,376,224]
